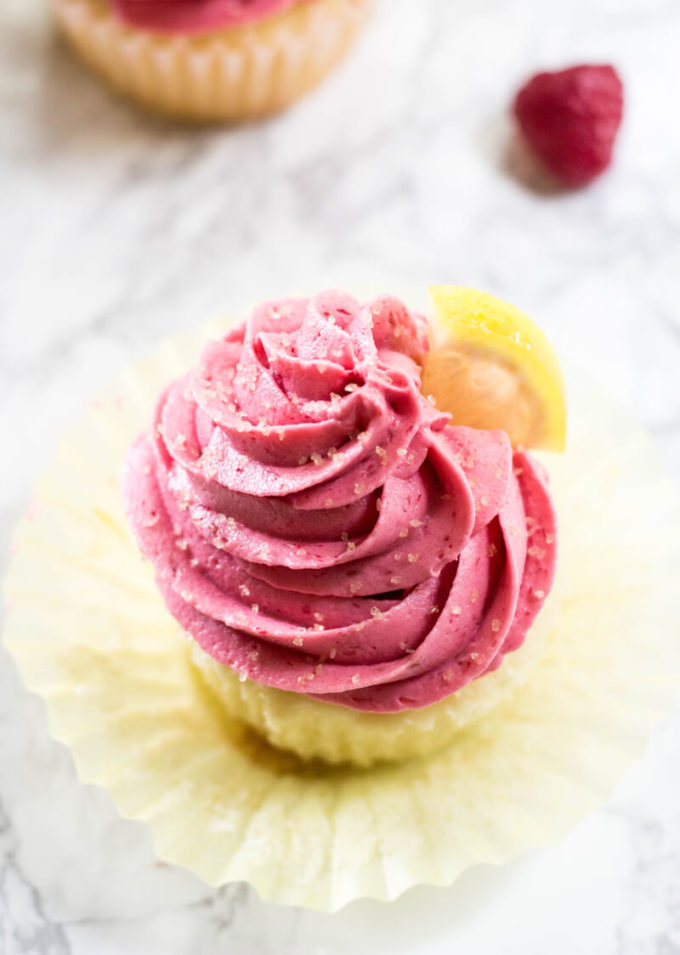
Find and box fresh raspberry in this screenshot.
[513,64,624,187]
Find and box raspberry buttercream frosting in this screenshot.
[111,0,307,33]
[124,291,557,713]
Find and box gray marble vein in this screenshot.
[0,802,70,955]
[1,0,680,951]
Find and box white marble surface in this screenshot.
[2,0,680,951]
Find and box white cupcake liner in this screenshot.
[4,324,680,910]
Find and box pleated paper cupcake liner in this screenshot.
[4,325,680,911]
[53,0,371,122]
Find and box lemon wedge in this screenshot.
[422,286,567,452]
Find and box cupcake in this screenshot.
[123,289,558,766]
[54,0,371,122]
[5,287,679,909]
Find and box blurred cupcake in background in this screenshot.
[53,0,372,122]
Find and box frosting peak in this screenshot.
[124,293,557,713]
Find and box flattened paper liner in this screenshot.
[4,325,680,911]
[53,0,371,122]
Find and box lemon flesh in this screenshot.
[422,286,567,452]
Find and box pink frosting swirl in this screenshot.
[124,291,557,713]
[111,0,306,34]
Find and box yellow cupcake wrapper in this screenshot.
[53,0,372,121]
[4,323,680,910]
